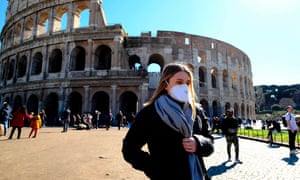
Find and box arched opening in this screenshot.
[31,52,43,75]
[7,60,15,80]
[95,45,111,70]
[24,18,34,39]
[45,93,59,126]
[48,49,62,73]
[37,13,49,36]
[17,55,27,78]
[70,46,85,71]
[27,94,39,114]
[199,67,206,87]
[68,92,82,115]
[211,68,218,88]
[128,55,141,70]
[13,95,23,111]
[119,91,138,118]
[92,91,110,126]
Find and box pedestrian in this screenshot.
[285,105,298,155]
[122,63,214,180]
[0,102,12,136]
[62,108,71,132]
[39,108,47,127]
[8,106,32,139]
[28,112,42,138]
[106,110,113,130]
[115,110,123,130]
[221,108,241,163]
[93,110,101,129]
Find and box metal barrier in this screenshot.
[238,128,300,148]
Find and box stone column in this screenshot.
[86,38,93,72]
[111,85,117,115]
[67,3,74,32]
[48,7,54,35]
[111,35,123,70]
[84,85,90,112]
[140,83,149,111]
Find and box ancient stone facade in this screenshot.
[0,0,255,125]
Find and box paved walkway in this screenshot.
[0,127,299,180]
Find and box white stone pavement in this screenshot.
[205,134,300,180]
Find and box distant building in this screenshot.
[0,0,255,125]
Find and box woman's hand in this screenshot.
[182,137,197,153]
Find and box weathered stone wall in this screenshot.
[0,0,255,125]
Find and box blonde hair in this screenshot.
[144,63,197,118]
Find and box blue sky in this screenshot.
[1,0,300,86]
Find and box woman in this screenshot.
[8,106,32,139]
[28,112,42,138]
[122,63,214,180]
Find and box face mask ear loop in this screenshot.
[165,81,169,86]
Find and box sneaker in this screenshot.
[235,159,242,164]
[227,158,232,162]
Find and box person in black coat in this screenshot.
[122,63,214,180]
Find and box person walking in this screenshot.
[28,112,42,138]
[62,108,71,132]
[8,106,32,139]
[0,102,12,136]
[221,108,241,163]
[122,63,214,180]
[39,108,47,127]
[285,105,298,155]
[115,110,123,130]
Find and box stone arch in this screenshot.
[234,103,239,117]
[53,7,68,32]
[231,71,237,90]
[119,91,138,118]
[14,23,22,44]
[27,94,39,114]
[17,55,27,78]
[212,100,219,117]
[92,91,109,114]
[7,60,15,80]
[95,45,111,70]
[31,52,43,75]
[200,99,209,115]
[199,66,207,87]
[128,54,141,70]
[48,49,62,73]
[222,69,228,89]
[24,17,34,39]
[225,102,231,112]
[13,95,23,111]
[37,12,49,36]
[211,67,218,88]
[1,62,7,81]
[67,91,83,115]
[7,29,13,47]
[45,92,59,126]
[148,54,164,70]
[74,4,90,28]
[70,46,86,71]
[198,51,206,64]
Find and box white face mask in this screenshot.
[169,84,191,103]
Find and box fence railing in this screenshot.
[238,128,300,149]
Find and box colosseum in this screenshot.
[0,0,255,125]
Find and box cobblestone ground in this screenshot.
[205,134,300,180]
[0,127,299,180]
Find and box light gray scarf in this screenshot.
[155,95,204,180]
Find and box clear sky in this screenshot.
[1,0,299,86]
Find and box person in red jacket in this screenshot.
[8,106,32,139]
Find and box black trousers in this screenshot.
[9,127,22,139]
[288,130,297,151]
